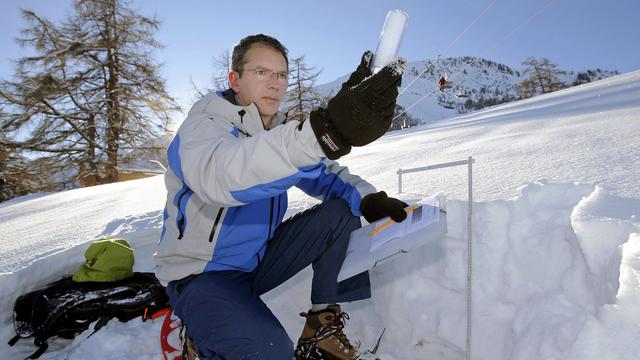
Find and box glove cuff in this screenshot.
[309,108,351,160]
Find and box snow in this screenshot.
[1,70,639,359]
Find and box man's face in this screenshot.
[229,45,288,122]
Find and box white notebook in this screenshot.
[337,195,448,282]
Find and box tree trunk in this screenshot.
[296,62,303,122]
[105,0,120,183]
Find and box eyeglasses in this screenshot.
[242,68,289,83]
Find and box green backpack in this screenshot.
[9,238,167,359]
[72,238,134,282]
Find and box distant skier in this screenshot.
[154,34,408,360]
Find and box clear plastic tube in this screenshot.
[371,9,409,74]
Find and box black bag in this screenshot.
[8,272,169,359]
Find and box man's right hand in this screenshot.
[310,51,405,160]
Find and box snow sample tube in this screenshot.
[371,9,409,74]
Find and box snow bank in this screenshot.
[264,182,640,360]
[2,181,638,359]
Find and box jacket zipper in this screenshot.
[208,208,225,243]
[176,189,189,239]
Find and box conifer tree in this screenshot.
[284,55,323,122]
[0,0,180,189]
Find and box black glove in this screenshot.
[310,52,405,159]
[339,50,375,94]
[360,191,409,223]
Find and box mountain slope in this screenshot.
[318,56,619,123]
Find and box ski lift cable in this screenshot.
[393,88,439,121]
[394,0,561,120]
[490,0,561,54]
[398,0,498,96]
[446,0,561,88]
[441,0,498,55]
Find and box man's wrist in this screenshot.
[296,117,326,158]
[309,108,351,160]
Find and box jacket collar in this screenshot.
[205,89,287,136]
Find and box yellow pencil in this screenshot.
[369,203,421,236]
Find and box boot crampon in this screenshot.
[295,305,382,360]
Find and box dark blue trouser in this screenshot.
[166,199,371,360]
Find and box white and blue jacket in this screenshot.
[153,90,376,285]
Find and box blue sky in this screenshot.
[1,0,639,111]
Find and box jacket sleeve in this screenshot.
[167,114,327,206]
[295,158,377,216]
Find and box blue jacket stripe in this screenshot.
[296,163,363,216]
[230,163,323,203]
[167,134,184,182]
[160,208,169,243]
[167,134,195,235]
[204,198,268,272]
[178,189,194,231]
[204,192,288,273]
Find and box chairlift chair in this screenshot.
[436,55,453,92]
[438,73,453,92]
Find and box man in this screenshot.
[154,34,407,360]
